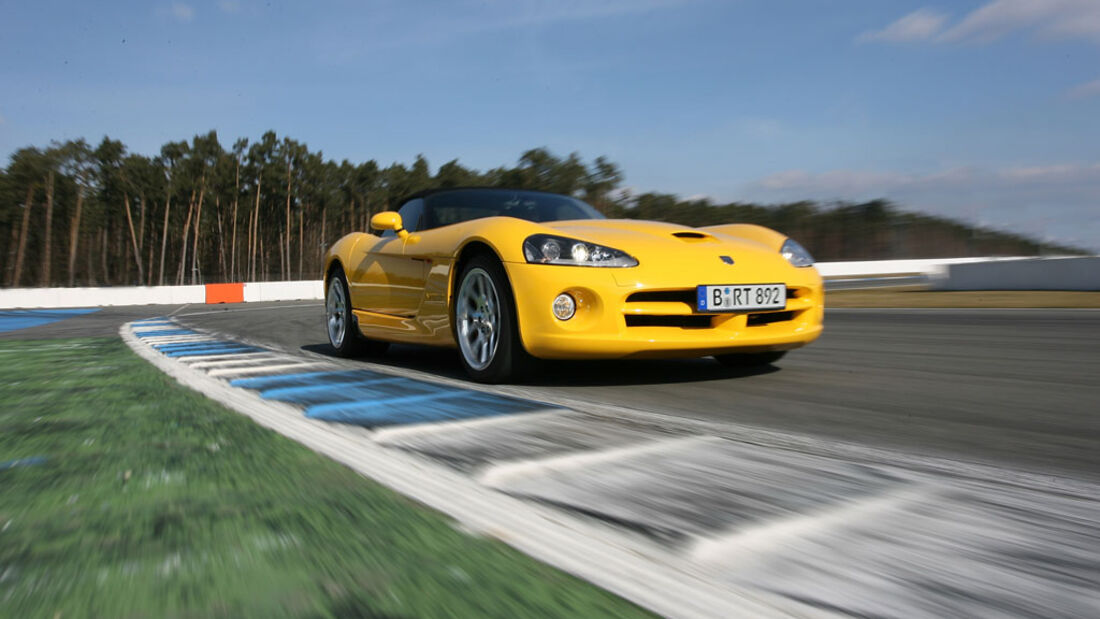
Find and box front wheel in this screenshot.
[326,267,389,357]
[713,351,787,367]
[454,255,530,383]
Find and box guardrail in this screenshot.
[1,256,1090,309]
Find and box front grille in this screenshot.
[626,290,695,304]
[746,311,794,326]
[625,315,713,328]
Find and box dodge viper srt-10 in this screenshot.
[323,187,823,382]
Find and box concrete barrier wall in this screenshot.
[243,280,325,302]
[814,257,1026,278]
[3,256,1094,308]
[0,281,324,309]
[0,285,207,309]
[935,257,1100,291]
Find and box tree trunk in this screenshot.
[100,228,109,285]
[298,206,304,279]
[9,184,35,287]
[216,196,228,281]
[66,189,85,286]
[320,203,327,268]
[123,193,145,284]
[230,159,240,281]
[146,218,156,285]
[278,230,286,281]
[250,178,262,281]
[191,175,206,284]
[85,231,96,285]
[40,171,55,287]
[285,159,292,281]
[176,190,195,286]
[137,191,147,253]
[5,209,19,281]
[158,192,172,285]
[246,198,254,282]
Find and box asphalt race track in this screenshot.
[164,303,1100,481]
[7,302,1099,479]
[9,302,1100,616]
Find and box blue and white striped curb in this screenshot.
[129,317,556,429]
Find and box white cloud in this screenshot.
[864,1,1100,45]
[742,162,1100,251]
[857,9,949,43]
[170,3,195,23]
[1066,77,1100,99]
[941,0,1100,43]
[218,1,241,13]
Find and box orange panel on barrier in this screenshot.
[205,283,244,304]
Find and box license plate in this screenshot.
[696,284,786,312]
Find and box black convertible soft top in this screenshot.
[395,186,566,207]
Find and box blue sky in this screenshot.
[2,0,1098,250]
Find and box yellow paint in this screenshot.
[324,215,823,358]
[370,211,408,239]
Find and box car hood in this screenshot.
[537,219,789,269]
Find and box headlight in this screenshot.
[780,238,814,267]
[523,234,638,267]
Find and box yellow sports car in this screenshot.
[323,188,823,382]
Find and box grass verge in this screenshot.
[826,287,1100,308]
[0,338,652,618]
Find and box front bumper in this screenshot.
[504,261,824,360]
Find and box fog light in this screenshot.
[552,293,576,320]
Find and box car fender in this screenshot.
[323,232,370,286]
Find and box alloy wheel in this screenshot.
[456,267,501,371]
[326,278,347,348]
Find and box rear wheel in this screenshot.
[454,254,530,383]
[713,351,787,367]
[326,267,389,357]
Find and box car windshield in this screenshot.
[423,189,604,230]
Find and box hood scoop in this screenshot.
[671,231,714,242]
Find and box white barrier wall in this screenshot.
[242,280,325,302]
[814,257,1026,278]
[0,285,207,309]
[935,257,1100,291]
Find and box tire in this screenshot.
[453,254,530,383]
[713,350,787,367]
[326,267,389,358]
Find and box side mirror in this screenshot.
[370,212,408,239]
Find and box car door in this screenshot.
[348,199,428,316]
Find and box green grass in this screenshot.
[0,338,652,618]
